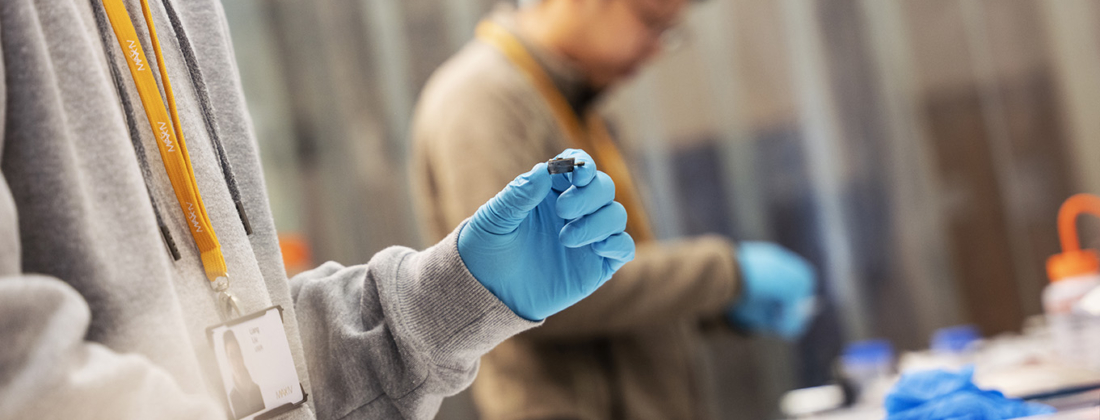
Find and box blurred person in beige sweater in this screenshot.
[411,0,818,418]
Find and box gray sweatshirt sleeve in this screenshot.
[0,277,225,420]
[289,222,540,420]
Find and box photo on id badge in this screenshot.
[208,306,307,420]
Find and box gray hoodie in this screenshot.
[0,1,535,419]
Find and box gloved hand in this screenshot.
[458,149,636,321]
[726,242,817,340]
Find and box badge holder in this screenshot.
[206,298,308,420]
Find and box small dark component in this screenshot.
[547,157,586,174]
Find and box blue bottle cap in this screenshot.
[931,325,980,353]
[841,339,895,367]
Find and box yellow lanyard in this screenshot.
[476,21,655,242]
[101,0,228,282]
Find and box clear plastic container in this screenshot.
[930,325,981,368]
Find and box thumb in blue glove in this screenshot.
[727,242,817,340]
[458,149,636,321]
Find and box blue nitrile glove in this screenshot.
[885,367,1054,420]
[726,242,817,340]
[458,149,636,321]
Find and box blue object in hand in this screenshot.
[458,149,636,321]
[726,242,816,340]
[885,367,1055,420]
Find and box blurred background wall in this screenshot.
[221,0,1100,418]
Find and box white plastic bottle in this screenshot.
[839,339,895,406]
[1044,194,1100,371]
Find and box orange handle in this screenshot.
[1058,194,1100,252]
[1049,194,1100,281]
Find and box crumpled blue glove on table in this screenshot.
[885,367,1055,420]
[459,149,636,321]
[726,241,817,340]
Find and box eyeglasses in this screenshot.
[623,0,692,51]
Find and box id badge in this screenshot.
[207,306,307,420]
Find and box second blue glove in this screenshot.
[458,149,636,321]
[727,242,817,340]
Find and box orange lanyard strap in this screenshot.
[101,0,228,281]
[476,21,655,242]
